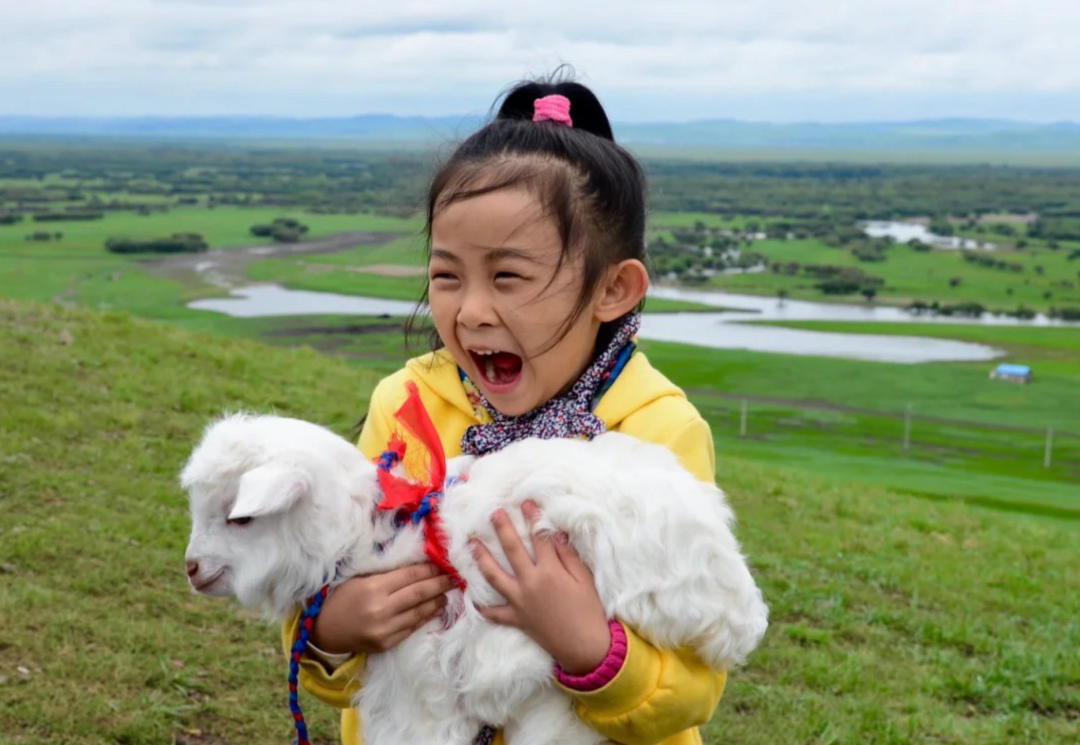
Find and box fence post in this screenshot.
[903,403,912,454]
[740,398,748,438]
[1045,427,1053,468]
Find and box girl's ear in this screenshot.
[595,259,649,322]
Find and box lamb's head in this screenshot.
[180,413,379,618]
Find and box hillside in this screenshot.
[0,299,1076,744]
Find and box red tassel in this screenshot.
[374,382,465,591]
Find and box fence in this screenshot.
[691,391,1080,484]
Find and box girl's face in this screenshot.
[428,187,604,416]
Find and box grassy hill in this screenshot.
[1,298,1077,744]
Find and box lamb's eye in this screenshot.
[227,516,253,527]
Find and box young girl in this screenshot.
[282,76,726,745]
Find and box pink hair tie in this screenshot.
[532,95,573,128]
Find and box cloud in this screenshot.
[0,0,1078,120]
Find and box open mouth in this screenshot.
[468,349,523,393]
[191,569,225,594]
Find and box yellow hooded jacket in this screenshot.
[281,349,726,745]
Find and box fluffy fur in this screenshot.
[181,413,768,745]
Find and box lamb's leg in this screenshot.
[501,687,612,745]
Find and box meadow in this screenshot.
[2,142,1079,743]
[1,299,1076,745]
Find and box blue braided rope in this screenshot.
[288,584,330,745]
[377,448,400,472]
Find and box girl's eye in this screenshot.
[494,272,521,281]
[430,272,456,282]
[227,516,253,527]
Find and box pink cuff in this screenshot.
[554,620,627,691]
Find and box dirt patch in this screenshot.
[262,322,403,338]
[348,263,425,277]
[140,231,400,290]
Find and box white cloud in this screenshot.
[0,0,1078,120]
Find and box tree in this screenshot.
[948,276,962,288]
[861,286,877,302]
[929,216,954,236]
[777,289,788,305]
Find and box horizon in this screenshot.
[3,113,1080,126]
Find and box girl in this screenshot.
[282,75,726,745]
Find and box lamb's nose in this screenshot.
[185,561,199,578]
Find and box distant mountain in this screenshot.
[1,115,1079,152]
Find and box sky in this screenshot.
[2,0,1078,122]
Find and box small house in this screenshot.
[989,363,1032,384]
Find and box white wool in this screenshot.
[181,413,769,745]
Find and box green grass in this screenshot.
[2,298,1077,744]
[642,297,732,313]
[750,321,1080,356]
[702,238,1080,312]
[638,337,1080,433]
[649,211,757,230]
[0,207,420,318]
[0,206,418,255]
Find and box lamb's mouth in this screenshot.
[191,569,226,594]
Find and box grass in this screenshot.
[0,207,420,318]
[701,238,1080,312]
[1,298,1077,745]
[0,206,418,254]
[749,320,1080,355]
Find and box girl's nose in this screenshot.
[457,291,497,328]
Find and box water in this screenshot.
[862,221,994,251]
[188,285,420,317]
[184,284,1074,364]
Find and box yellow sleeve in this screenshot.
[278,377,403,707]
[665,416,715,484]
[281,607,366,709]
[559,624,727,745]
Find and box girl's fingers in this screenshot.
[521,501,557,564]
[490,509,535,574]
[386,593,447,636]
[381,562,443,594]
[387,573,455,616]
[478,604,519,628]
[553,532,593,583]
[470,538,518,601]
[378,612,437,653]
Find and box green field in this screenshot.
[701,237,1080,312]
[3,202,1077,516]
[2,298,1077,745]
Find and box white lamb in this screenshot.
[181,411,768,745]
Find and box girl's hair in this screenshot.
[408,70,648,352]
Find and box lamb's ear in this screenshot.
[229,463,310,520]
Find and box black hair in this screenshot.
[407,70,648,353]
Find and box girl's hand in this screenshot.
[310,563,454,655]
[470,501,611,675]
